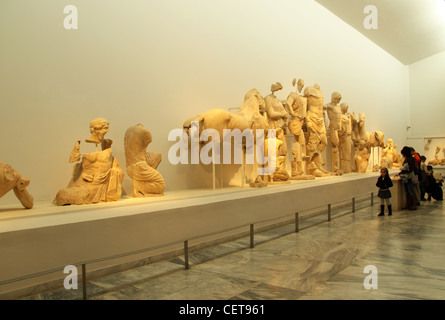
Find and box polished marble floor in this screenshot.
[22,198,445,300]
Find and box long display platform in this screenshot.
[0,170,390,297]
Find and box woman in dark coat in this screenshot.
[395,146,417,210]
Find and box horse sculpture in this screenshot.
[182,89,270,189]
[183,88,269,143]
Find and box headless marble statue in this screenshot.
[325,92,343,174]
[339,103,353,173]
[264,82,289,131]
[304,84,327,161]
[286,78,308,177]
[124,124,166,197]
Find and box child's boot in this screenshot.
[387,205,392,216]
[378,205,385,216]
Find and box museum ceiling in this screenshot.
[315,0,445,65]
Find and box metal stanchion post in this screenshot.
[250,224,254,248]
[184,241,190,270]
[295,212,299,233]
[82,264,87,300]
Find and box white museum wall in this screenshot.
[0,0,409,205]
[407,50,445,159]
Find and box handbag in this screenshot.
[399,172,409,183]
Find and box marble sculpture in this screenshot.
[124,124,166,197]
[304,84,327,161]
[354,140,371,173]
[326,92,343,174]
[285,78,308,177]
[307,153,331,177]
[338,103,352,173]
[265,128,289,182]
[54,118,124,205]
[384,138,402,168]
[264,82,289,131]
[428,145,445,165]
[0,162,34,209]
[183,89,269,144]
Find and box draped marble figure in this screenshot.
[286,78,307,177]
[54,118,124,205]
[264,82,288,131]
[325,92,343,174]
[124,124,166,197]
[304,84,327,160]
[263,128,289,182]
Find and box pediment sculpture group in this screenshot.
[183,79,402,186]
[2,79,407,208]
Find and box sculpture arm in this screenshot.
[267,106,288,119]
[285,97,298,117]
[69,140,81,163]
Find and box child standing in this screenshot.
[376,167,394,216]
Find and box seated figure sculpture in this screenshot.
[262,128,289,182]
[54,118,124,205]
[124,124,166,197]
[381,138,402,168]
[428,145,444,165]
[354,140,371,173]
[0,162,34,209]
[380,140,394,169]
[351,112,371,172]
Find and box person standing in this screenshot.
[419,155,428,201]
[376,167,393,216]
[395,146,417,210]
[411,147,421,205]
